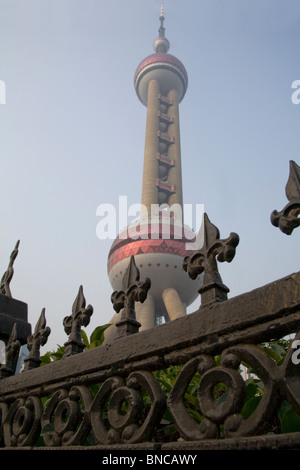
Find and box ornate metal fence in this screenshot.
[0,161,299,450]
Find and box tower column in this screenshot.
[167,89,183,214]
[141,79,160,219]
[162,287,186,320]
[135,293,156,330]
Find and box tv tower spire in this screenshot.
[160,3,165,29]
[134,4,187,219]
[105,7,200,342]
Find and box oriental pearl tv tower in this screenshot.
[105,5,201,342]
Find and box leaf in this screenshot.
[280,407,300,433]
[186,408,203,424]
[262,342,286,364]
[187,373,201,395]
[155,376,174,393]
[241,396,261,419]
[161,407,175,424]
[40,352,52,366]
[80,329,89,348]
[89,324,111,345]
[245,382,259,401]
[51,345,65,361]
[278,400,291,422]
[184,393,198,408]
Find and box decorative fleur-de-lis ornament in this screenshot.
[23,308,51,370]
[63,285,93,357]
[271,160,300,235]
[0,240,20,297]
[183,213,239,308]
[0,323,21,378]
[111,256,151,339]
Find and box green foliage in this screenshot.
[81,324,111,349]
[40,344,65,365]
[279,401,300,433]
[261,338,292,366]
[240,379,262,419]
[40,324,111,366]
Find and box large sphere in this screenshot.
[134,53,188,106]
[107,220,201,312]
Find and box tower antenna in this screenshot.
[160,2,164,18]
[159,2,166,38]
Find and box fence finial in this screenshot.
[111,256,151,339]
[183,213,239,308]
[63,285,93,357]
[24,308,51,370]
[271,160,300,234]
[0,240,20,297]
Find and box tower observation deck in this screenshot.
[105,6,201,342]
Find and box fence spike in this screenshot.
[183,213,239,308]
[111,256,151,339]
[0,240,20,297]
[63,286,93,358]
[23,308,51,371]
[271,160,300,235]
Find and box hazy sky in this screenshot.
[0,0,299,352]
